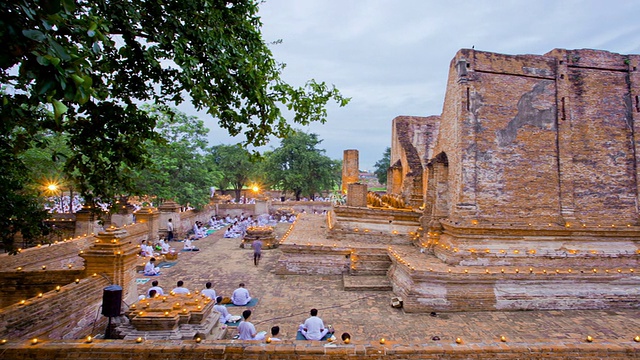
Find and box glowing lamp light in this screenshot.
[182,308,187,313]
[136,337,143,343]
[164,311,169,316]
[196,337,202,343]
[92,273,97,277]
[41,265,46,270]
[67,264,73,269]
[265,337,271,343]
[75,279,80,284]
[197,305,202,310]
[31,338,38,345]
[86,336,93,343]
[500,336,507,342]
[130,304,136,309]
[455,337,463,344]
[379,338,385,344]
[1,339,7,345]
[38,293,43,298]
[634,335,640,342]
[16,267,22,271]
[586,336,593,342]
[20,300,26,305]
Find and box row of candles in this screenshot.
[6,334,639,346]
[278,216,298,245]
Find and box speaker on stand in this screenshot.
[102,285,123,339]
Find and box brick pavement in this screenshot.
[136,216,640,346]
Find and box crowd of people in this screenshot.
[143,279,347,342]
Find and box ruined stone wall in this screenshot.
[341,149,359,194]
[430,48,640,226]
[388,116,440,208]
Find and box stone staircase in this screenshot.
[343,249,392,291]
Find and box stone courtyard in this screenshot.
[136,213,640,346]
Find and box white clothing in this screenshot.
[144,261,160,276]
[300,316,328,341]
[172,286,190,294]
[237,321,265,340]
[147,286,164,297]
[201,288,216,300]
[167,221,174,232]
[231,287,251,306]
[184,239,196,250]
[213,304,233,323]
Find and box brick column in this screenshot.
[74,205,97,237]
[342,149,359,194]
[80,227,140,304]
[134,206,160,242]
[346,183,368,207]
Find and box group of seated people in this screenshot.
[140,239,176,258]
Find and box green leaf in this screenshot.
[52,99,68,119]
[23,29,46,42]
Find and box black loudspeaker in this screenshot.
[101,285,123,317]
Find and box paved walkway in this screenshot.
[136,215,640,346]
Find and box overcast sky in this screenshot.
[188,0,640,170]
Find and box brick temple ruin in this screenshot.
[324,48,639,312]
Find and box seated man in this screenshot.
[270,326,282,341]
[201,282,216,300]
[231,283,252,306]
[143,257,160,276]
[237,310,266,340]
[147,280,164,297]
[213,296,240,324]
[183,239,199,251]
[299,308,332,341]
[171,280,190,294]
[159,239,172,254]
[140,240,153,257]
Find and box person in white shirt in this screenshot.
[144,257,160,276]
[299,308,331,340]
[166,218,174,241]
[171,280,190,294]
[147,280,163,297]
[201,282,216,300]
[270,326,282,341]
[213,296,236,324]
[183,238,198,251]
[231,283,252,306]
[237,310,265,340]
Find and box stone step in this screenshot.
[349,268,389,276]
[343,274,392,291]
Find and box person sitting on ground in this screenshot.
[213,296,237,324]
[201,282,216,300]
[147,280,164,297]
[140,240,153,257]
[237,310,266,340]
[148,289,157,299]
[270,326,282,341]
[341,332,351,343]
[183,238,199,251]
[144,257,160,276]
[299,308,332,341]
[172,280,190,294]
[231,282,252,306]
[159,239,172,254]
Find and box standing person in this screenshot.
[299,308,332,341]
[251,239,263,266]
[231,283,252,306]
[167,218,174,242]
[237,310,266,340]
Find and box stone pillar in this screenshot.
[346,183,368,207]
[158,200,181,239]
[342,149,359,194]
[81,227,140,304]
[134,207,160,242]
[74,205,97,237]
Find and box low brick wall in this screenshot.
[0,339,637,359]
[0,276,110,339]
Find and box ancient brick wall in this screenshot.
[0,339,637,359]
[388,116,440,208]
[429,48,640,226]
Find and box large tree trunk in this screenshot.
[234,188,241,202]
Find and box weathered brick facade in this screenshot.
[341,149,359,194]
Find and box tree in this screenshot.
[1,0,349,251]
[131,106,218,209]
[265,130,340,200]
[374,147,391,185]
[208,144,257,202]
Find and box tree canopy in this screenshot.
[208,144,257,202]
[374,147,391,185]
[131,106,218,209]
[264,130,340,200]
[0,0,349,251]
